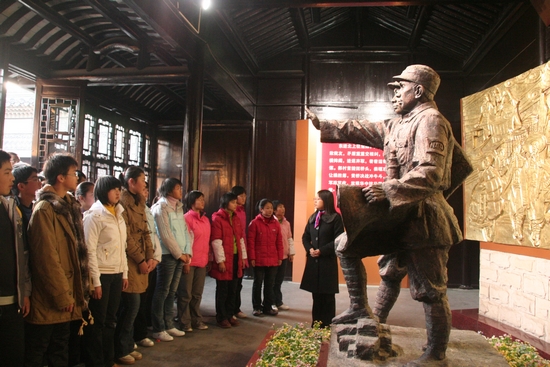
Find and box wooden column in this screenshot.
[0,42,9,149]
[182,45,204,192]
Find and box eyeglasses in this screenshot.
[65,171,79,178]
[22,177,41,184]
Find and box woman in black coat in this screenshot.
[300,189,344,327]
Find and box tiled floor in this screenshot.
[133,278,480,366]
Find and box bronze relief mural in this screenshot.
[463,62,550,248]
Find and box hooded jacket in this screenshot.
[119,188,154,294]
[26,185,89,324]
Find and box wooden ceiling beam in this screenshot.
[125,0,254,117]
[17,0,95,46]
[209,0,516,9]
[289,8,309,49]
[408,5,432,49]
[463,2,528,74]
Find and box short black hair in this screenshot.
[258,198,273,211]
[12,164,38,195]
[158,177,182,198]
[184,190,204,212]
[94,175,122,205]
[272,200,284,211]
[230,185,246,196]
[0,150,11,168]
[43,153,78,185]
[220,192,237,209]
[76,181,94,199]
[76,170,86,180]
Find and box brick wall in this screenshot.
[479,249,550,342]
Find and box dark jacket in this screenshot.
[209,209,245,281]
[300,211,344,294]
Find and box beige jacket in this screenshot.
[119,189,154,293]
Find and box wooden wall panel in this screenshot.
[252,120,297,228]
[200,127,252,217]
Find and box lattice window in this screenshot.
[81,159,92,181]
[38,98,78,169]
[95,162,110,178]
[144,134,151,167]
[83,114,96,156]
[128,129,142,166]
[113,165,124,180]
[97,119,112,160]
[114,125,126,164]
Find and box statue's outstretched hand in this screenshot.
[362,184,386,203]
[305,107,320,130]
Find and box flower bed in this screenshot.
[486,334,550,367]
[251,322,330,367]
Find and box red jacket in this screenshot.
[247,214,283,267]
[209,209,244,281]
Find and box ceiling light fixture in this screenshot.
[201,0,211,10]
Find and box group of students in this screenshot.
[0,149,299,367]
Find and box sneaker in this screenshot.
[217,319,232,328]
[235,311,247,318]
[181,324,193,332]
[278,304,290,311]
[117,354,135,365]
[129,351,142,360]
[152,331,174,342]
[166,327,185,337]
[194,321,209,330]
[228,317,239,326]
[265,305,278,316]
[252,309,262,317]
[137,338,155,347]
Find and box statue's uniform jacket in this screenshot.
[319,101,463,250]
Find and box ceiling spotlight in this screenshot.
[201,0,211,10]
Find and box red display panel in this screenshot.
[321,143,386,193]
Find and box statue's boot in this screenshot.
[372,279,401,323]
[404,296,451,366]
[332,256,374,324]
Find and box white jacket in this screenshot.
[83,200,129,287]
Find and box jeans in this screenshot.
[133,292,148,342]
[0,303,24,367]
[151,255,182,332]
[252,266,277,312]
[83,273,123,367]
[273,258,289,307]
[177,266,206,327]
[25,321,71,367]
[115,292,140,358]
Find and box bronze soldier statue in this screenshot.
[306,64,472,365]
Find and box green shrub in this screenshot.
[486,334,550,367]
[254,322,331,367]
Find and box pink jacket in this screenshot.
[247,214,283,267]
[278,217,295,259]
[184,210,211,268]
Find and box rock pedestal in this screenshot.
[329,323,510,367]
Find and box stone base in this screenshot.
[328,325,509,367]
